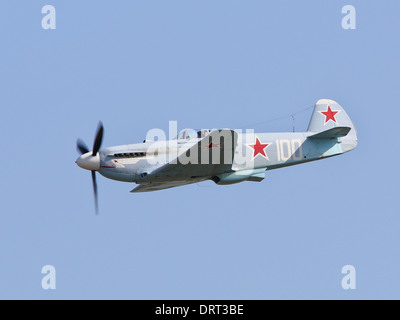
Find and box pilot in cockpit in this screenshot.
[177,129,210,140]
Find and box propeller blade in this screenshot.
[77,139,89,155]
[92,170,99,215]
[92,122,104,156]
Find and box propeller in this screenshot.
[77,139,89,155]
[92,124,104,156]
[76,122,104,215]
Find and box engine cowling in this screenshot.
[211,169,266,185]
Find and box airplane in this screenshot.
[76,99,357,213]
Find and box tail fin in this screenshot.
[307,99,357,153]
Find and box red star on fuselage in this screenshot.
[248,137,270,159]
[208,142,221,149]
[203,142,222,149]
[319,106,340,124]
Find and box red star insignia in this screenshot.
[203,142,222,149]
[248,137,270,159]
[319,106,340,124]
[208,142,221,149]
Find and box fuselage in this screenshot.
[76,99,358,193]
[97,129,357,184]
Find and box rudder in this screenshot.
[307,99,357,153]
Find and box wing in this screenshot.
[144,130,238,183]
[131,180,200,193]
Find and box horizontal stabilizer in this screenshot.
[308,126,351,139]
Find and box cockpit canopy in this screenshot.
[176,129,211,140]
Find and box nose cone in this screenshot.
[76,152,101,171]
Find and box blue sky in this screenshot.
[1,1,399,299]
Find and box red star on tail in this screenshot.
[248,137,270,159]
[320,106,340,124]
